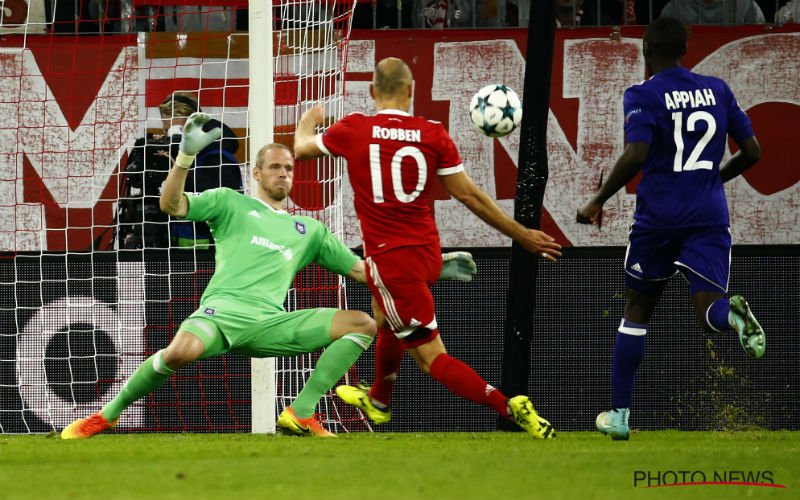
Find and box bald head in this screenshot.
[372,57,413,99]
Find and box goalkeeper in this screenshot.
[62,113,476,438]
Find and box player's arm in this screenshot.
[719,84,761,183]
[347,260,367,284]
[720,136,761,183]
[576,141,649,224]
[294,105,326,160]
[159,113,222,217]
[346,253,476,284]
[439,171,562,261]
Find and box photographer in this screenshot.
[118,92,243,249]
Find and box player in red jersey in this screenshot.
[295,57,561,438]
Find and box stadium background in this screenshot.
[0,16,797,433]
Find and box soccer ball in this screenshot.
[469,84,523,138]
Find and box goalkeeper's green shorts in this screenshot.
[179,299,337,359]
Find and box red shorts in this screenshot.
[365,245,442,347]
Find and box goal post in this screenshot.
[267,0,367,435]
[247,0,276,436]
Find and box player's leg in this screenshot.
[679,226,765,358]
[335,298,400,424]
[369,298,404,406]
[235,307,375,436]
[406,333,554,439]
[407,333,508,413]
[597,227,672,440]
[288,309,376,423]
[61,316,225,439]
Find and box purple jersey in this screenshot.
[623,66,754,229]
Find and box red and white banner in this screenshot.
[344,27,800,248]
[0,27,797,251]
[0,0,47,33]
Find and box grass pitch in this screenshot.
[1,431,796,500]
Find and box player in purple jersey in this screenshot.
[576,17,765,440]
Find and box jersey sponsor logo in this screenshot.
[248,210,261,218]
[250,235,294,260]
[664,89,716,111]
[371,126,422,143]
[204,307,216,315]
[294,221,306,234]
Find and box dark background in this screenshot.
[0,247,797,433]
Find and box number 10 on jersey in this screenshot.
[369,144,427,203]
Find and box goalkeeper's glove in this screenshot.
[174,112,223,169]
[439,251,477,282]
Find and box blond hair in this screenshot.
[372,58,413,99]
[255,143,293,169]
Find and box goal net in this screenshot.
[0,0,367,433]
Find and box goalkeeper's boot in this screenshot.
[596,408,630,440]
[276,407,335,438]
[335,384,392,424]
[729,295,766,359]
[61,412,118,440]
[508,396,555,439]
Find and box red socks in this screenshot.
[368,327,405,406]
[429,353,509,417]
[368,330,509,418]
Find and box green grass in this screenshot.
[1,431,797,500]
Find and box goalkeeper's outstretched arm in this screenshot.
[344,255,475,287]
[159,112,222,217]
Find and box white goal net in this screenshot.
[0,0,367,434]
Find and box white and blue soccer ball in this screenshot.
[469,84,523,138]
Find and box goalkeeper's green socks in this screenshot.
[291,333,374,419]
[101,350,175,422]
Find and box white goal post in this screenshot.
[248,0,360,434]
[248,0,277,436]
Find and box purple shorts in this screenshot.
[624,224,731,295]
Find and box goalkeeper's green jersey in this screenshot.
[183,187,358,312]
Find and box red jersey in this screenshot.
[318,109,464,256]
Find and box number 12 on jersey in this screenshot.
[671,110,716,172]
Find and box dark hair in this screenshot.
[644,17,687,59]
[159,92,200,117]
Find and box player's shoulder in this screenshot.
[689,71,732,93]
[342,111,367,120]
[687,69,724,84]
[625,78,655,94]
[623,79,657,105]
[334,111,367,127]
[188,186,239,199]
[341,111,370,122]
[414,116,449,136]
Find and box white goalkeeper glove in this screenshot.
[439,251,477,282]
[175,112,223,169]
